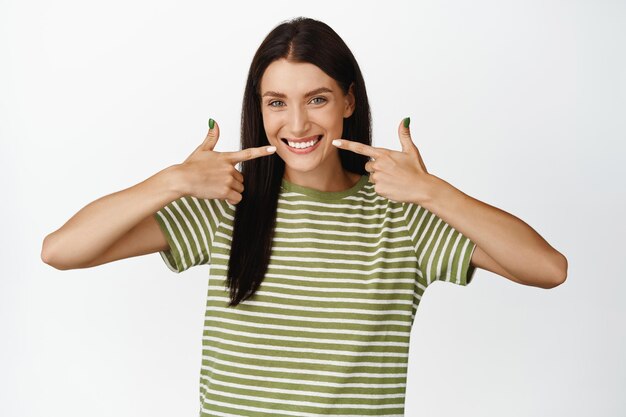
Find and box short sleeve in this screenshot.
[402,202,477,286]
[153,196,227,273]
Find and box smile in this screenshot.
[281,135,323,154]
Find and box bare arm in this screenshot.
[41,119,276,271]
[41,166,184,270]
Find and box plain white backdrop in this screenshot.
[2,0,624,416]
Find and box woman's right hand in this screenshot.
[176,119,276,205]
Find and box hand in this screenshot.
[178,119,276,204]
[332,117,436,205]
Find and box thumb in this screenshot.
[200,118,220,151]
[397,117,416,154]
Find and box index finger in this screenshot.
[221,145,277,164]
[332,139,386,159]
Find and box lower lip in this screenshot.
[284,136,322,154]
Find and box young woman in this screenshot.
[42,16,567,417]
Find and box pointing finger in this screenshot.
[222,145,277,164]
[331,139,386,159]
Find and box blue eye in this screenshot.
[311,97,327,104]
[268,100,285,108]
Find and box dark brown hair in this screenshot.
[226,16,372,306]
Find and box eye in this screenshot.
[267,97,327,108]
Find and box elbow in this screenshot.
[41,234,54,265]
[542,252,568,289]
[41,234,68,270]
[522,251,567,289]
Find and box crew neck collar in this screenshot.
[280,174,369,201]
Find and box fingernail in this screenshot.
[332,139,342,146]
[266,146,276,152]
[208,118,215,130]
[403,117,410,128]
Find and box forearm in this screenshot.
[420,175,567,285]
[42,165,184,269]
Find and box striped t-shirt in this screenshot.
[153,173,477,417]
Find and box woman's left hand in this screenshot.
[332,117,438,205]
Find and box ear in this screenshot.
[343,82,356,118]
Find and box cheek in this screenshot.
[262,112,281,132]
[319,106,345,129]
[261,115,279,141]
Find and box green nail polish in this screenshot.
[209,118,215,129]
[403,117,410,128]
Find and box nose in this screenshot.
[287,104,310,136]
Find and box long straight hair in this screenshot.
[226,17,372,306]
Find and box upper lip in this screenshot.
[282,135,322,143]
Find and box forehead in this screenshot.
[260,59,338,95]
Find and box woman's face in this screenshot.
[259,58,355,175]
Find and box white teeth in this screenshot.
[287,137,320,149]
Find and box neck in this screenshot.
[283,155,360,192]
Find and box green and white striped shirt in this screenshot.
[154,174,477,417]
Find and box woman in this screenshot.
[42,16,567,417]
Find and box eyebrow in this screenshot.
[261,87,333,99]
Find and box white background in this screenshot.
[2,0,624,416]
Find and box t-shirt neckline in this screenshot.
[281,174,369,201]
